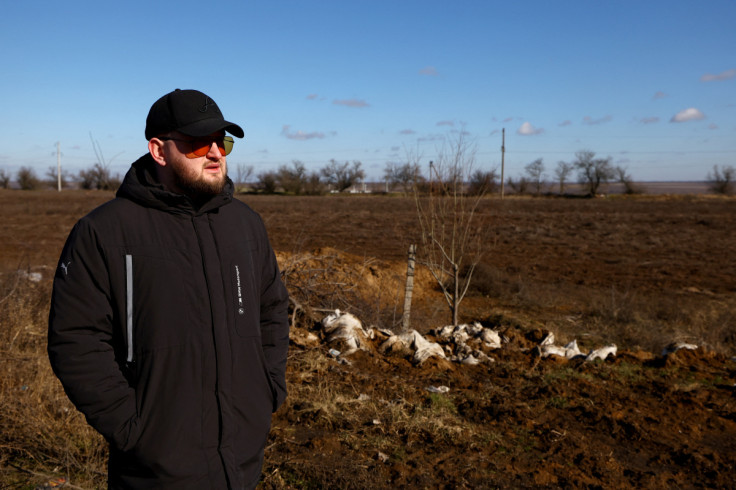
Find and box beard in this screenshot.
[170,160,228,200]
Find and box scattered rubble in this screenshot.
[317,310,709,369]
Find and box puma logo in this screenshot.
[59,261,71,276]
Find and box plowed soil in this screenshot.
[2,190,735,489]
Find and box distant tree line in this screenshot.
[1,154,733,196]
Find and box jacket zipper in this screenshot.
[125,254,134,363]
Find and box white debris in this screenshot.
[18,270,42,282]
[426,385,450,394]
[541,340,583,359]
[321,309,373,355]
[460,354,480,366]
[585,344,617,362]
[540,332,555,346]
[434,323,503,350]
[662,342,699,356]
[379,330,446,365]
[328,348,341,357]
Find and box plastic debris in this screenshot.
[426,385,450,394]
[662,342,698,356]
[321,309,373,355]
[585,344,617,362]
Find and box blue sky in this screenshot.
[1,0,734,182]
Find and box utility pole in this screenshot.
[500,128,505,199]
[56,142,61,192]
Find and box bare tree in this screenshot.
[77,163,121,190]
[277,160,307,195]
[0,169,10,189]
[303,171,327,195]
[707,165,735,195]
[256,171,278,194]
[468,168,498,196]
[615,166,642,195]
[506,175,529,195]
[573,150,615,197]
[385,161,424,194]
[233,164,254,192]
[554,161,574,195]
[321,160,365,192]
[412,133,489,326]
[524,158,546,196]
[17,167,41,190]
[46,166,71,189]
[85,133,123,191]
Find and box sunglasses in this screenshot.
[159,135,234,158]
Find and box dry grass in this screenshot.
[0,275,107,489]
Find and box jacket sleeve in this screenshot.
[48,219,140,450]
[257,231,290,412]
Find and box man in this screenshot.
[48,89,290,489]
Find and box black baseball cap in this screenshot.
[145,89,244,140]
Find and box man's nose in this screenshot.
[206,141,223,159]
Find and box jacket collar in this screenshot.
[116,154,234,216]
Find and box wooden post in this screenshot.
[401,244,417,333]
[500,128,505,199]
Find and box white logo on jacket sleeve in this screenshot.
[234,265,244,315]
[59,261,71,276]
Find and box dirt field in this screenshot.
[1,190,735,488]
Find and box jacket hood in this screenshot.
[116,153,234,215]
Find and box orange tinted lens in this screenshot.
[185,137,232,158]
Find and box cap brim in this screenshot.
[178,119,245,139]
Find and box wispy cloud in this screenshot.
[417,134,444,142]
[653,91,668,99]
[281,125,327,140]
[306,94,319,100]
[708,123,719,130]
[436,120,454,127]
[700,68,736,82]
[582,115,613,125]
[517,122,544,135]
[639,116,660,124]
[333,98,370,108]
[670,108,706,123]
[558,120,572,127]
[419,66,438,76]
[399,129,416,135]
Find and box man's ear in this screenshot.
[148,138,167,167]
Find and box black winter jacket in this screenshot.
[48,154,290,489]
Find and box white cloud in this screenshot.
[281,125,326,140]
[419,66,438,76]
[517,122,544,135]
[582,115,613,125]
[333,98,370,108]
[700,69,736,82]
[670,108,706,123]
